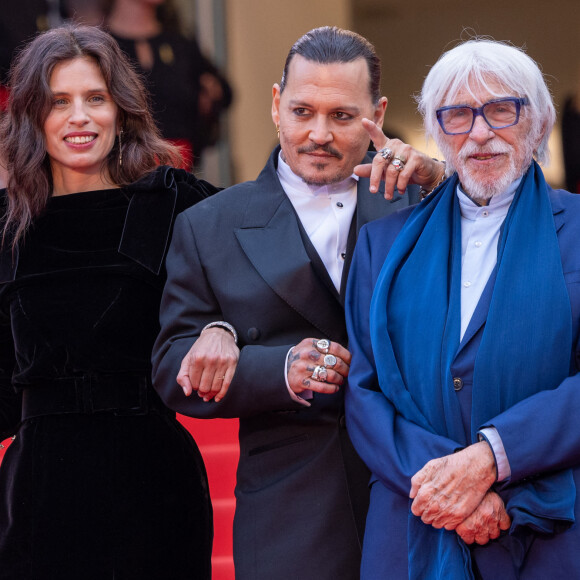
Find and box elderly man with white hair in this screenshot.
[345,38,580,579]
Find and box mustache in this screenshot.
[297,144,343,159]
[460,140,512,159]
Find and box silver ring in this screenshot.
[315,339,330,354]
[311,365,327,381]
[378,146,393,161]
[323,354,337,367]
[391,158,405,171]
[311,365,328,382]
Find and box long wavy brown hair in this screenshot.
[0,24,182,248]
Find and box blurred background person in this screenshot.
[105,0,233,169]
[0,25,217,579]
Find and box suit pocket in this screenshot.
[238,433,312,492]
[248,433,309,456]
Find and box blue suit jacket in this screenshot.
[345,185,580,579]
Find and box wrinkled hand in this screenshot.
[177,328,240,402]
[354,118,446,200]
[287,338,351,395]
[455,491,511,545]
[409,442,497,530]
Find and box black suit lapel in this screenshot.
[339,166,414,294]
[234,148,345,338]
[339,213,358,302]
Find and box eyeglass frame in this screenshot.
[435,97,530,135]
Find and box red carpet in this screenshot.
[179,416,238,579]
[0,417,239,580]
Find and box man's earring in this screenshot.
[118,130,124,166]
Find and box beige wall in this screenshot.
[225,0,352,183]
[222,0,579,188]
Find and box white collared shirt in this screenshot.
[277,152,358,293]
[458,178,520,340]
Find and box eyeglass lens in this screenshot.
[440,100,520,134]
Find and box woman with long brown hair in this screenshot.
[0,25,215,579]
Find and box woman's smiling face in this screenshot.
[43,56,119,191]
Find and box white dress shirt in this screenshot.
[458,179,520,340]
[277,152,358,292]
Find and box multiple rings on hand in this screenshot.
[391,157,406,171]
[315,338,330,354]
[311,339,339,382]
[378,146,393,161]
[323,354,337,367]
[311,365,328,382]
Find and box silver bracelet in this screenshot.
[201,321,238,344]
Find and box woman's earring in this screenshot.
[118,130,124,166]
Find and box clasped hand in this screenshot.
[409,442,510,544]
[177,327,240,402]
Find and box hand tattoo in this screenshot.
[308,350,321,362]
[286,348,300,374]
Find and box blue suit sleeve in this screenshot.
[483,372,580,485]
[345,224,459,497]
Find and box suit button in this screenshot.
[453,377,463,391]
[247,327,260,341]
[339,414,346,428]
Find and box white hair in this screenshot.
[417,39,555,165]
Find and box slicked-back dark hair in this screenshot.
[0,24,181,248]
[280,26,381,104]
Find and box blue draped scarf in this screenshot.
[369,162,574,578]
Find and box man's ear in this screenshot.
[272,83,281,127]
[534,119,549,157]
[373,96,388,129]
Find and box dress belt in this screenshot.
[21,373,167,420]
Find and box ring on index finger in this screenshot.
[378,146,393,161]
[315,339,330,354]
[323,354,337,367]
[391,157,405,171]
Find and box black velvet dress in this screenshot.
[0,167,218,580]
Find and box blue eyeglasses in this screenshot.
[436,97,529,135]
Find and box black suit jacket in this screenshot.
[152,147,420,579]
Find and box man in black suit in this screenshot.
[153,26,445,579]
